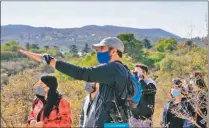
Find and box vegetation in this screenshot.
[117,33,144,60]
[82,43,91,55]
[69,44,79,57]
[1,33,208,127]
[142,38,152,49]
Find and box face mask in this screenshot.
[189,80,195,85]
[171,89,181,97]
[35,86,45,97]
[97,51,111,64]
[85,82,96,93]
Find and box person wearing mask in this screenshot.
[27,75,72,128]
[27,81,46,127]
[80,82,99,128]
[20,37,132,128]
[189,71,208,128]
[130,64,157,127]
[162,78,194,128]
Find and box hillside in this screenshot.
[1,25,182,52]
[1,34,208,127]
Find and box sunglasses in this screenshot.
[172,78,182,87]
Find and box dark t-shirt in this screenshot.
[166,98,195,128]
[55,61,129,127]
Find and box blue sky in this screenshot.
[2,1,208,38]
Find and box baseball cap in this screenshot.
[92,37,124,53]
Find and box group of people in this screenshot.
[19,37,207,128]
[162,71,208,128]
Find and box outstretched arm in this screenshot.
[19,49,120,84]
[19,49,57,69]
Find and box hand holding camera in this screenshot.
[133,71,145,81]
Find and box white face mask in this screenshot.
[35,86,45,97]
[85,82,96,93]
[189,80,195,85]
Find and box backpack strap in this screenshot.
[111,61,132,121]
[32,97,39,109]
[32,97,44,122]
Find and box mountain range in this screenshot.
[0,24,196,52]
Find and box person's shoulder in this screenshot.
[182,97,190,102]
[147,78,157,87]
[34,97,42,103]
[111,61,130,71]
[92,62,118,68]
[96,61,128,72]
[164,99,172,106]
[59,98,70,106]
[83,95,90,101]
[33,97,38,101]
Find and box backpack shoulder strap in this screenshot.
[32,97,39,109]
[113,61,129,71]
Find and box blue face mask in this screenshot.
[171,89,181,97]
[97,51,111,64]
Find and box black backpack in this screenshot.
[112,61,142,122]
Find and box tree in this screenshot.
[44,45,49,50]
[82,43,91,55]
[117,33,144,60]
[31,44,39,49]
[25,43,30,50]
[153,38,177,52]
[53,45,59,51]
[142,38,152,49]
[184,40,194,51]
[1,41,20,52]
[69,45,79,57]
[165,38,178,51]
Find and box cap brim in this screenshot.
[92,43,106,49]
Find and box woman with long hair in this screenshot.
[27,75,72,127]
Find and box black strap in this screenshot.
[113,61,129,70]
[37,108,44,122]
[112,61,131,122]
[86,100,93,116]
[32,98,40,109]
[32,97,45,122]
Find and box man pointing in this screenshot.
[20,37,130,128]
